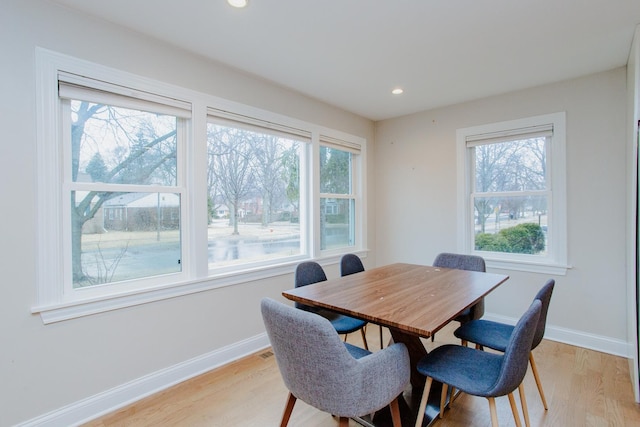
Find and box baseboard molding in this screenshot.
[483,313,631,358]
[16,333,271,427]
[16,318,633,426]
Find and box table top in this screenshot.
[282,262,509,338]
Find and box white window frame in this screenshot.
[318,136,363,255]
[33,48,368,323]
[456,112,569,274]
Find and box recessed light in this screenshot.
[392,88,404,95]
[228,0,248,8]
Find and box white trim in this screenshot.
[32,260,301,324]
[14,334,270,427]
[483,312,631,357]
[486,259,571,276]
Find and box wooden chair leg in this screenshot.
[360,328,369,350]
[439,383,448,418]
[389,397,402,427]
[414,376,433,427]
[508,392,522,427]
[518,383,531,427]
[338,416,350,427]
[488,397,499,427]
[280,392,297,427]
[379,325,384,349]
[529,352,548,410]
[449,386,459,406]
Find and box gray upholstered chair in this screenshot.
[454,279,555,411]
[261,297,410,427]
[339,253,385,349]
[414,300,542,427]
[295,261,369,350]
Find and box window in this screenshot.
[59,76,188,291]
[33,49,367,323]
[319,137,362,251]
[206,112,309,271]
[457,113,568,274]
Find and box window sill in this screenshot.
[31,250,369,324]
[32,260,303,324]
[485,258,571,275]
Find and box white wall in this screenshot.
[0,1,375,425]
[1,0,635,424]
[375,68,629,353]
[626,25,640,402]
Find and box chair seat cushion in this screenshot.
[416,345,503,397]
[317,309,368,334]
[344,342,371,359]
[454,320,514,352]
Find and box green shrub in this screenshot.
[475,223,545,254]
[475,233,510,252]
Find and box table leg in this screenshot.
[389,329,428,389]
[352,329,450,426]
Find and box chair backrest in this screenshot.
[531,279,555,349]
[433,252,486,272]
[488,299,542,396]
[294,261,327,311]
[261,297,359,408]
[433,252,486,319]
[340,253,365,276]
[260,297,409,417]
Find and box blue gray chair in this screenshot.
[454,279,555,411]
[261,297,410,427]
[340,253,366,276]
[433,252,487,323]
[340,253,385,349]
[414,299,542,427]
[295,261,369,350]
[430,252,486,342]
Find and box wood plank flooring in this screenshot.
[83,322,640,426]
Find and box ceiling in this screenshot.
[49,0,640,121]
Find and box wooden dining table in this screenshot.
[282,262,509,427]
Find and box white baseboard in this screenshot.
[16,318,633,427]
[483,313,631,358]
[16,333,271,427]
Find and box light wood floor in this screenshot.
[84,322,640,427]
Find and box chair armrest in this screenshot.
[339,343,410,416]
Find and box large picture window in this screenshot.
[206,114,308,270]
[34,49,367,323]
[457,113,568,274]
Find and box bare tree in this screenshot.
[70,101,177,282]
[474,137,547,232]
[208,126,254,235]
[252,135,290,227]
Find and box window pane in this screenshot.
[320,198,355,250]
[72,192,182,288]
[206,123,301,268]
[473,195,547,255]
[70,100,178,186]
[474,138,546,193]
[320,146,352,194]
